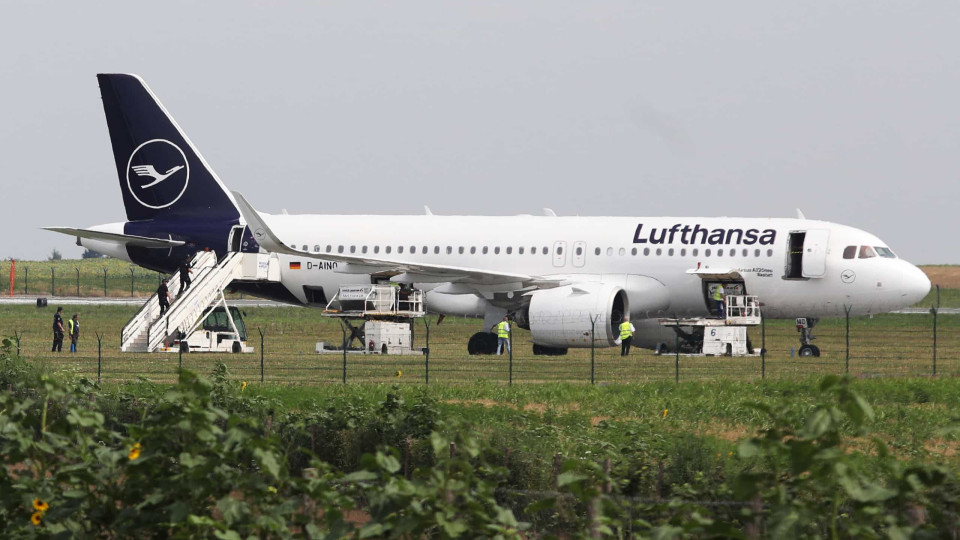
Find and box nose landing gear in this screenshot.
[796,317,820,357]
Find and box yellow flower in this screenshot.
[32,499,49,512]
[267,486,278,494]
[31,511,42,526]
[395,370,402,378]
[729,451,734,457]
[241,381,247,392]
[128,442,142,461]
[662,409,668,419]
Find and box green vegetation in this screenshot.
[4,339,960,536]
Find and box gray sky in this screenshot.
[2,1,958,264]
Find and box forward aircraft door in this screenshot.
[553,241,567,268]
[801,229,830,278]
[572,241,586,268]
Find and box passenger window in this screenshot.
[859,246,876,259]
[398,246,404,254]
[542,247,549,254]
[742,249,748,257]
[680,248,686,256]
[667,248,673,256]
[705,249,711,257]
[644,248,650,256]
[302,245,307,251]
[422,246,428,254]
[494,247,501,254]
[313,245,320,253]
[766,249,773,257]
[692,248,698,256]
[325,245,332,253]
[446,246,452,254]
[619,248,625,256]
[717,249,723,257]
[754,249,760,257]
[386,246,392,254]
[470,246,476,254]
[595,247,600,256]
[631,247,637,256]
[606,247,613,256]
[458,247,464,254]
[409,245,415,253]
[337,245,344,254]
[557,246,563,255]
[507,247,513,254]
[576,246,583,256]
[843,246,856,259]
[434,246,440,254]
[374,246,380,254]
[482,247,489,254]
[350,246,356,253]
[656,248,662,256]
[518,247,524,254]
[361,246,368,254]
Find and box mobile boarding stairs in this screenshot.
[120,251,280,353]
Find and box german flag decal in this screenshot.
[289,262,301,270]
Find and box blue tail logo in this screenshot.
[126,139,190,209]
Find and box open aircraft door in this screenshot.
[686,267,746,312]
[801,229,830,278]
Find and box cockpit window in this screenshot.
[843,246,856,259]
[858,246,877,259]
[875,247,896,258]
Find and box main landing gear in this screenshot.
[796,317,820,357]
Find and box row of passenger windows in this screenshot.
[842,245,897,260]
[300,243,775,259]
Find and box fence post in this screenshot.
[761,315,766,380]
[589,315,597,385]
[508,324,513,386]
[14,330,22,356]
[129,268,135,297]
[102,268,108,297]
[422,318,430,385]
[259,327,265,384]
[51,268,55,295]
[844,305,851,375]
[75,267,80,297]
[932,307,938,377]
[340,322,347,384]
[95,331,103,384]
[674,331,679,383]
[23,267,28,294]
[937,284,941,309]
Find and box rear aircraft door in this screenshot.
[552,241,567,268]
[572,241,586,268]
[801,229,830,278]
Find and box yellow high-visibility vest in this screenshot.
[712,286,724,301]
[497,321,510,339]
[619,321,633,339]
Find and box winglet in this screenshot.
[796,208,806,220]
[232,191,300,256]
[424,205,433,215]
[543,208,557,217]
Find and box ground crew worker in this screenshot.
[493,315,511,355]
[68,313,80,353]
[713,283,725,318]
[178,255,194,292]
[51,306,65,352]
[619,316,636,356]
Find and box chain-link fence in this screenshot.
[6,307,958,385]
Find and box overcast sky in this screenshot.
[2,1,958,264]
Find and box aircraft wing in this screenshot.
[43,227,186,248]
[232,191,554,287]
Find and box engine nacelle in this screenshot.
[527,283,629,348]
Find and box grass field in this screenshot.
[4,303,960,386]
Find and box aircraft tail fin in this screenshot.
[97,74,239,222]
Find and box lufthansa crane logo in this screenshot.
[841,269,856,284]
[126,139,190,209]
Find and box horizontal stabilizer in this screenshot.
[43,227,185,248]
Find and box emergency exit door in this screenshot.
[552,241,567,268]
[572,241,586,267]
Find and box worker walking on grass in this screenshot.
[619,316,636,356]
[52,306,65,352]
[68,313,80,353]
[493,315,511,355]
[713,284,726,319]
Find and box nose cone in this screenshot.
[902,263,931,306]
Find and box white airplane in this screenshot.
[46,74,931,357]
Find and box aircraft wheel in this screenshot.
[232,341,242,354]
[798,344,820,357]
[467,332,498,355]
[533,344,568,356]
[655,343,669,355]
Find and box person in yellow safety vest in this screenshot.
[712,283,725,318]
[619,316,636,356]
[492,315,511,355]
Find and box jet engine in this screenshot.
[526,283,629,348]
